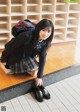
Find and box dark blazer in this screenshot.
[1,31,47,78]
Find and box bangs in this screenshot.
[43,26,52,30]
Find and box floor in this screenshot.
[0,73,80,112]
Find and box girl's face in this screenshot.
[39,27,52,41]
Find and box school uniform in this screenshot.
[1,31,47,78]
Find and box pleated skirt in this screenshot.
[9,54,39,74]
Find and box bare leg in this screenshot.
[27,68,38,77]
[0,62,14,75]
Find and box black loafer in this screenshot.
[39,85,51,99]
[33,86,43,102]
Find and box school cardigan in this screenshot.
[1,31,47,78]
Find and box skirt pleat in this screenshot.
[9,54,39,74]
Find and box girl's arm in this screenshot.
[37,48,47,78]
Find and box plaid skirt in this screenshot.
[9,54,39,74]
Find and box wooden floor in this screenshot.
[0,41,77,90]
[1,73,80,112]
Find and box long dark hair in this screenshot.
[34,19,54,51]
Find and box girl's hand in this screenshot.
[2,62,6,66]
[35,78,43,86]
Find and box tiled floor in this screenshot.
[1,74,80,112]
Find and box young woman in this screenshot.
[1,19,54,87]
